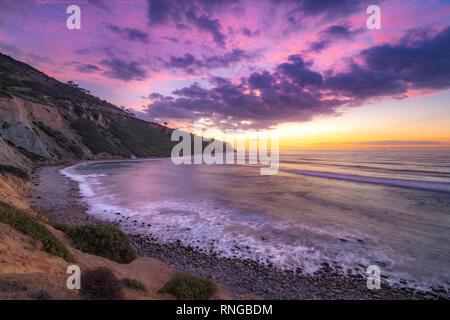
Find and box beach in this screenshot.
[30,164,449,300]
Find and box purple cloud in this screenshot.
[241,27,260,37]
[139,26,450,128]
[106,24,149,44]
[167,49,254,73]
[326,26,450,98]
[309,24,364,52]
[360,26,450,90]
[272,0,374,18]
[100,58,147,81]
[75,63,101,74]
[186,10,226,48]
[146,0,234,47]
[141,55,342,127]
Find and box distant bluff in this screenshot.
[0,52,176,172]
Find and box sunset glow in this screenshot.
[1,0,449,148]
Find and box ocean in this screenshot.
[61,149,450,290]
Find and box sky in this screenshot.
[0,0,449,149]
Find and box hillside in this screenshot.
[0,53,234,300]
[0,52,175,174]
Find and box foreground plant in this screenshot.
[81,267,124,300]
[121,278,147,292]
[0,201,74,262]
[66,224,136,263]
[160,273,216,300]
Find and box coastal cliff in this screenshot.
[0,53,231,300]
[0,52,176,174]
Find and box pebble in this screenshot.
[30,165,450,301]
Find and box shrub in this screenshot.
[67,224,136,263]
[70,118,129,156]
[0,280,28,293]
[30,290,54,300]
[159,273,216,300]
[81,267,123,300]
[35,210,53,225]
[121,278,147,292]
[0,201,75,262]
[53,223,72,234]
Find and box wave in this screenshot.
[282,169,450,192]
[59,162,395,277]
[281,160,450,178]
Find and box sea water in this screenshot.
[61,149,450,290]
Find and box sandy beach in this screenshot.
[30,164,449,300]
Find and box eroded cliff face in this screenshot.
[0,133,31,172]
[0,52,177,176]
[0,52,176,218]
[0,96,92,165]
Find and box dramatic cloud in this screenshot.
[100,58,147,81]
[325,62,407,99]
[360,26,450,90]
[87,0,109,10]
[75,63,101,74]
[169,53,196,69]
[309,24,363,52]
[161,36,179,43]
[241,27,260,37]
[147,0,176,25]
[106,24,149,44]
[146,0,236,47]
[2,0,447,133]
[141,55,343,127]
[140,26,450,128]
[167,49,254,73]
[185,11,226,47]
[326,26,450,98]
[277,55,323,86]
[272,0,372,18]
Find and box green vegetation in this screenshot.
[0,201,75,262]
[70,118,130,156]
[52,223,71,234]
[81,267,124,300]
[159,273,216,300]
[66,224,136,264]
[106,114,176,157]
[35,210,53,225]
[0,53,120,111]
[70,115,176,157]
[0,52,178,161]
[121,278,147,292]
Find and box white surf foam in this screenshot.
[60,161,445,291]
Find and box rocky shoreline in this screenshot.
[30,165,449,300]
